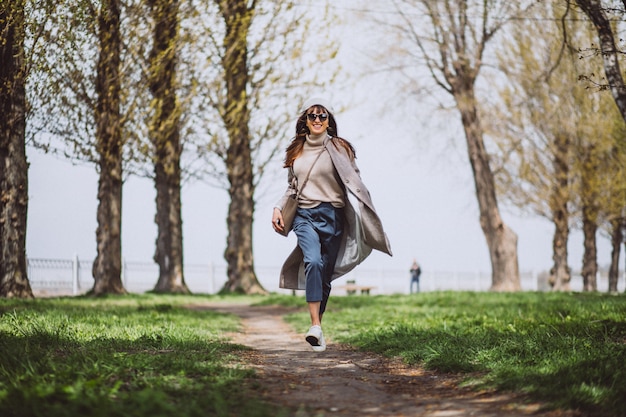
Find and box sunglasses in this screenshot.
[307,113,328,122]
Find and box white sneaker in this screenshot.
[305,325,326,351]
[312,332,326,352]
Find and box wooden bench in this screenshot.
[335,280,376,295]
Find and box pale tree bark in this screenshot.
[575,0,626,147]
[0,0,33,298]
[91,0,126,295]
[147,0,189,293]
[217,0,266,294]
[393,0,521,290]
[549,134,572,291]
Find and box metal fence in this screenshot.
[27,257,227,297]
[27,257,624,297]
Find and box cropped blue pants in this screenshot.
[292,203,344,316]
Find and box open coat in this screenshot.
[276,137,392,290]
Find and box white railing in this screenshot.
[26,257,623,296]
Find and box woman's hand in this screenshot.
[272,207,285,234]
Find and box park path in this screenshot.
[195,302,579,417]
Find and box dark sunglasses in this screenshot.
[307,113,328,122]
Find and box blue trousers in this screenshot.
[292,203,344,316]
[411,277,420,293]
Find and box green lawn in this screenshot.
[261,291,626,417]
[0,294,287,417]
[2,292,625,417]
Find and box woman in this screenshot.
[273,97,392,352]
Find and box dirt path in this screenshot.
[198,303,579,417]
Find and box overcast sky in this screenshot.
[25,1,621,288]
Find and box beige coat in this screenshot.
[276,137,392,290]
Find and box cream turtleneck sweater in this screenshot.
[293,132,345,208]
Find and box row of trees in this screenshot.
[1,0,625,298]
[384,0,625,292]
[490,1,626,292]
[1,0,336,297]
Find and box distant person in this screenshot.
[410,259,421,293]
[272,97,392,352]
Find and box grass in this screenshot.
[0,294,287,417]
[3,291,625,417]
[260,291,626,417]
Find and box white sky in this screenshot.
[25,1,621,283]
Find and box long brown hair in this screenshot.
[283,105,356,167]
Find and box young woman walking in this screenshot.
[273,97,392,351]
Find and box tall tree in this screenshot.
[572,77,625,293]
[606,143,626,292]
[574,0,626,293]
[25,0,128,294]
[187,1,337,294]
[389,0,523,290]
[0,0,33,298]
[91,0,126,295]
[550,133,573,291]
[578,144,600,292]
[491,2,625,292]
[489,2,581,291]
[573,117,625,292]
[216,0,263,294]
[608,215,626,293]
[590,119,626,292]
[147,0,189,293]
[602,116,626,293]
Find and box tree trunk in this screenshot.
[91,0,126,295]
[581,205,598,292]
[608,216,623,293]
[549,133,571,291]
[575,0,626,145]
[148,0,189,294]
[579,141,599,292]
[218,0,266,294]
[550,211,571,291]
[0,0,33,298]
[455,88,521,291]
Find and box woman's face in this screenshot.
[305,106,329,136]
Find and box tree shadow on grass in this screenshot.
[0,301,288,417]
[344,322,626,417]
